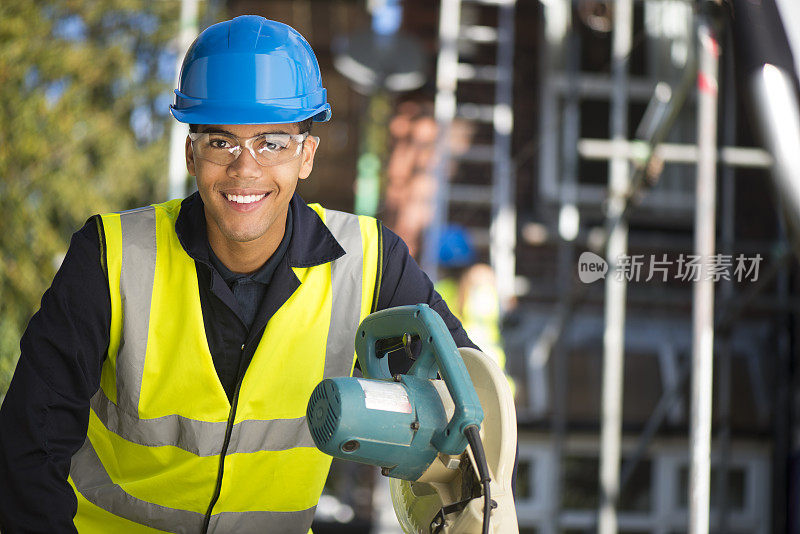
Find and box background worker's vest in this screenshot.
[68,200,380,533]
[435,269,516,399]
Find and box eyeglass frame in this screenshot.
[188,130,318,167]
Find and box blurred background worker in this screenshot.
[1,0,800,533]
[0,14,476,533]
[435,225,516,399]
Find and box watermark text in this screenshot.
[578,253,762,283]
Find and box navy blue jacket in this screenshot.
[0,192,475,533]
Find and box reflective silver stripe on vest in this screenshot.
[227,415,315,453]
[207,507,315,534]
[90,207,364,457]
[322,209,364,378]
[71,438,206,533]
[71,438,315,534]
[91,392,315,456]
[117,206,157,415]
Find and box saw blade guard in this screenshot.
[390,347,519,534]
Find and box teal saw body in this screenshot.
[305,304,484,481]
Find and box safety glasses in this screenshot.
[189,131,317,167]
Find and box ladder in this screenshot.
[422,0,518,309]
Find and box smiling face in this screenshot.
[186,123,318,268]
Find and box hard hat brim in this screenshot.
[170,101,331,125]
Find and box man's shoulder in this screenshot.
[74,215,104,250]
[304,202,364,221]
[295,198,377,237]
[293,194,375,224]
[97,198,184,221]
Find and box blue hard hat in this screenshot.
[170,16,331,125]
[438,225,476,268]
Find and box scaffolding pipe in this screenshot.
[598,1,633,533]
[167,0,199,201]
[726,10,800,520]
[600,51,698,241]
[729,0,800,259]
[619,358,691,492]
[490,1,517,310]
[524,11,698,420]
[548,25,581,534]
[689,9,721,534]
[750,64,800,257]
[577,140,771,169]
[715,35,738,533]
[421,0,461,279]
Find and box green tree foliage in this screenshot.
[0,1,182,396]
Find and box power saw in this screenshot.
[306,304,518,533]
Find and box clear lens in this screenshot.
[255,134,291,153]
[190,132,308,166]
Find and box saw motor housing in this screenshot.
[306,305,484,480]
[307,374,450,480]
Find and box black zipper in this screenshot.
[201,344,248,533]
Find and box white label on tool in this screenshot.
[357,379,413,413]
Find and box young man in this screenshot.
[0,16,474,533]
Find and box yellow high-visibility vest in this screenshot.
[68,199,380,533]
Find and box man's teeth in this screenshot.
[225,193,266,204]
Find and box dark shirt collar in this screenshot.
[175,191,345,269]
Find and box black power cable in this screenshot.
[464,425,491,534]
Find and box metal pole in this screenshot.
[730,0,800,258]
[715,32,737,533]
[167,0,199,201]
[599,0,633,532]
[549,299,568,534]
[689,8,721,534]
[619,358,691,493]
[548,22,580,534]
[421,0,461,278]
[490,0,517,311]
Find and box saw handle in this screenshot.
[354,304,484,455]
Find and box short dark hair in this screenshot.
[296,118,313,134]
[189,118,313,134]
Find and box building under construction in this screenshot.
[223,1,799,532]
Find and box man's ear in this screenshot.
[298,136,319,180]
[185,135,196,177]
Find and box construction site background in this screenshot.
[1,1,799,533]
